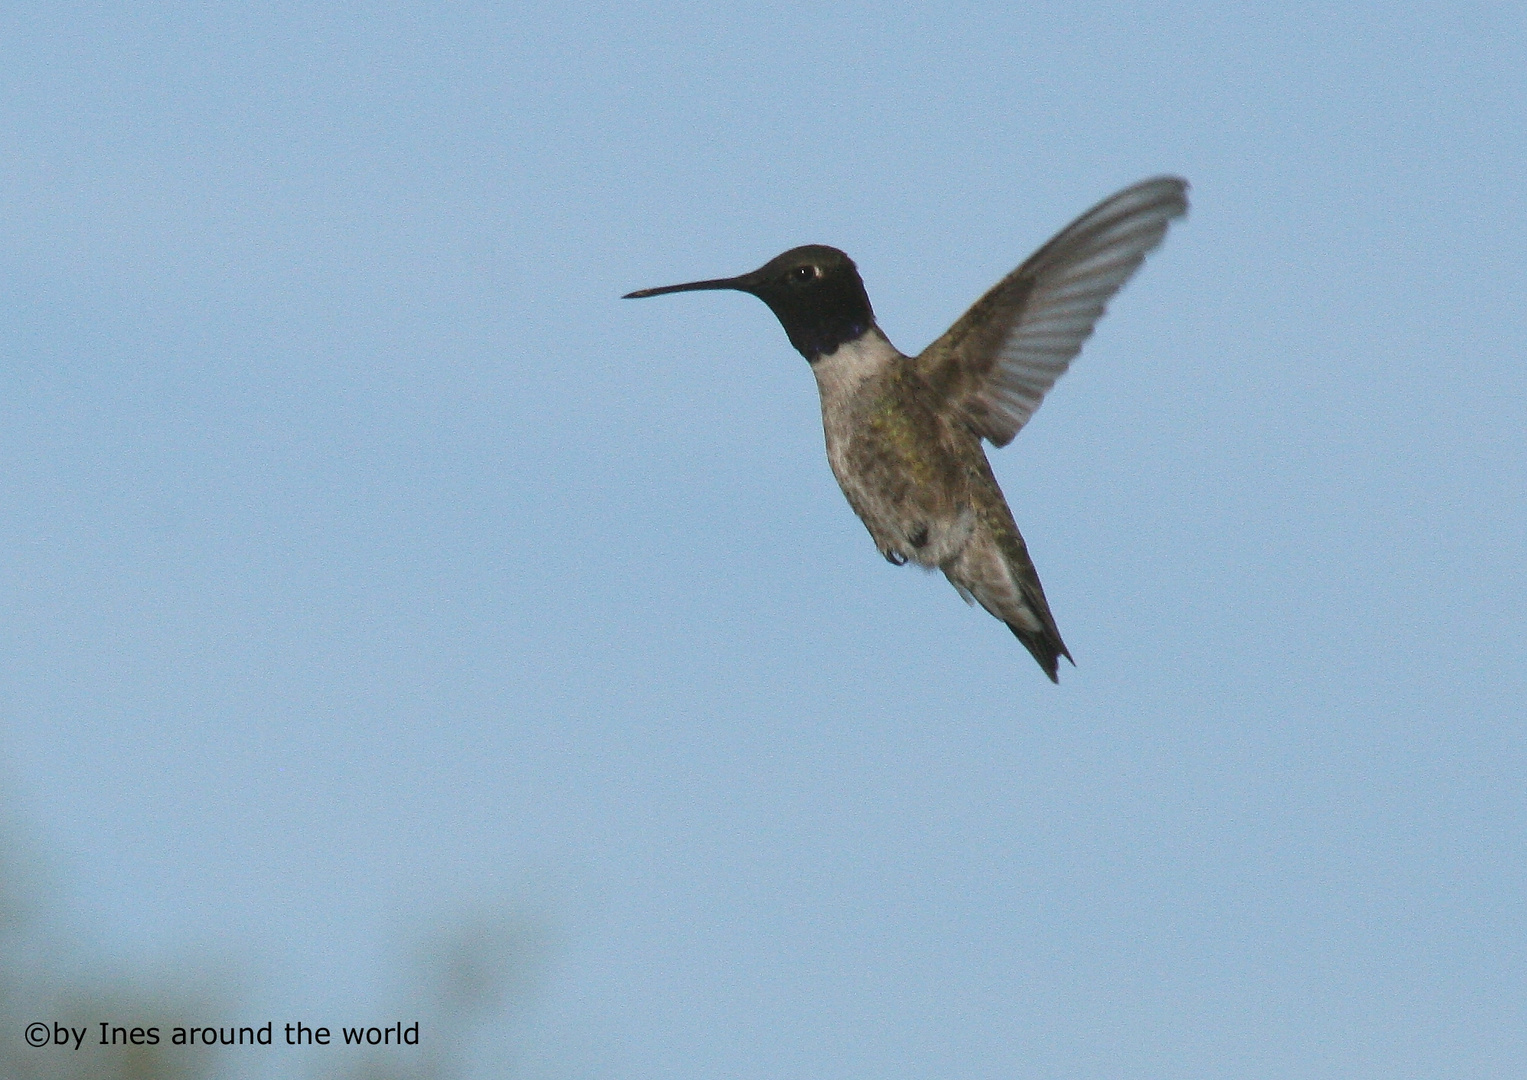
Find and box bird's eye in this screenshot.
[791,265,820,283]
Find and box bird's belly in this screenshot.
[824,424,975,569]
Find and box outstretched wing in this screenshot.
[916,176,1188,447]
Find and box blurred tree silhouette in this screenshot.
[2,813,539,1080]
[334,909,545,1080]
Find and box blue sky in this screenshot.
[3,3,1524,1078]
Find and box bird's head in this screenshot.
[624,245,875,362]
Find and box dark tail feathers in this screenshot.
[1008,622,1074,684]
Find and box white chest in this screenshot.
[809,326,902,406]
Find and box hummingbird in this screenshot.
[624,177,1188,681]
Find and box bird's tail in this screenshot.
[1007,617,1072,684]
[946,529,1073,682]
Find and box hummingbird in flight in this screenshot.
[624,177,1188,681]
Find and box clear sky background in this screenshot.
[3,3,1524,1078]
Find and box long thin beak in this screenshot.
[622,275,749,300]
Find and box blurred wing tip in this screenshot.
[1131,174,1191,215]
